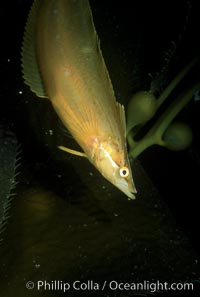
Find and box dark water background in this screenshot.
[0,0,200,296]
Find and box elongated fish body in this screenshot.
[22,0,137,199]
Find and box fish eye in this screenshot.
[119,166,129,178]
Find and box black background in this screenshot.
[0,0,200,256]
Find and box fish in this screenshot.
[21,0,137,199]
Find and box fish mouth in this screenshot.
[116,179,137,200]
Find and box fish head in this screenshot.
[90,138,137,199]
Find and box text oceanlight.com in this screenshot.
[25,280,194,292]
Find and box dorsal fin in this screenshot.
[21,0,48,98]
[116,102,126,139]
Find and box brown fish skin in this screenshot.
[23,0,137,199]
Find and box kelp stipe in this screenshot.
[0,127,21,244]
[127,58,200,159]
[126,1,199,159]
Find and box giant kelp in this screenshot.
[0,126,20,243]
[127,58,199,158]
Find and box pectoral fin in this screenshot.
[116,102,126,138]
[58,146,87,158]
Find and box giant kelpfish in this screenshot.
[21,0,137,199]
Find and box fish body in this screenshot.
[22,0,137,199]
